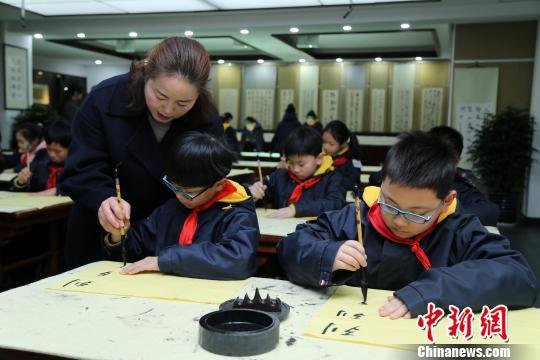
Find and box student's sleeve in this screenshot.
[157,205,260,280]
[61,97,115,210]
[394,216,538,317]
[277,205,357,287]
[104,205,161,261]
[341,161,362,191]
[294,172,346,217]
[264,171,278,207]
[28,161,49,192]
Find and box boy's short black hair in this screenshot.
[166,131,238,188]
[381,131,458,199]
[284,126,322,158]
[428,125,464,157]
[45,121,71,148]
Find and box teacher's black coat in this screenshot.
[61,73,223,269]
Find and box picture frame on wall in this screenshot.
[3,44,29,110]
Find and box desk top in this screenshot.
[235,160,278,169]
[240,151,281,159]
[0,262,411,359]
[0,173,16,182]
[227,168,254,178]
[256,209,311,238]
[0,191,72,215]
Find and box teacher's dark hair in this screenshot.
[127,37,214,123]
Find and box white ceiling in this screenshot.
[1,0,539,64]
[0,0,429,16]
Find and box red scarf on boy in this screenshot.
[287,171,321,205]
[178,181,236,245]
[46,166,64,189]
[368,201,438,270]
[332,156,349,166]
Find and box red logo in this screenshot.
[417,303,510,343]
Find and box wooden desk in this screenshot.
[234,160,278,177]
[0,262,410,359]
[0,193,72,276]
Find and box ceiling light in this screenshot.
[298,58,306,63]
[184,30,194,37]
[289,27,299,33]
[401,23,410,29]
[33,33,43,39]
[336,58,343,63]
[217,59,225,64]
[95,60,103,65]
[37,71,43,76]
[76,33,85,39]
[415,56,423,61]
[342,25,352,31]
[129,32,138,38]
[240,29,249,35]
[257,59,264,64]
[375,57,382,62]
[64,87,69,91]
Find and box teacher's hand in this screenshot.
[98,196,131,234]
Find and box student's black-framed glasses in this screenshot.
[377,197,444,225]
[162,175,208,201]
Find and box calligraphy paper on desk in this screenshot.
[47,261,250,304]
[304,285,540,350]
[0,193,72,212]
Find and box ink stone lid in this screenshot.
[198,309,279,357]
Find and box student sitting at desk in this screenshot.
[249,127,346,219]
[240,116,265,152]
[11,121,71,194]
[322,120,363,191]
[222,112,239,152]
[278,131,537,318]
[369,126,500,226]
[11,122,48,173]
[104,132,259,280]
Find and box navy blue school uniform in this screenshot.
[264,156,346,217]
[369,169,500,226]
[270,113,301,153]
[13,147,48,173]
[106,181,259,280]
[454,168,500,226]
[10,150,53,191]
[332,149,362,191]
[62,73,223,269]
[278,186,537,316]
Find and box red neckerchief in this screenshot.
[46,166,64,189]
[178,180,236,245]
[368,201,438,270]
[332,156,349,167]
[287,171,321,205]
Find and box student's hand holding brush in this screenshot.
[248,181,267,201]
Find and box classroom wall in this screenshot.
[0,30,32,149]
[84,64,130,92]
[33,56,86,78]
[215,64,242,127]
[524,22,540,219]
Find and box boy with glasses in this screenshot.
[278,131,537,318]
[104,132,259,280]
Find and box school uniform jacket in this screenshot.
[107,181,259,280]
[61,73,223,269]
[277,186,537,316]
[10,151,53,192]
[265,156,346,217]
[331,148,362,191]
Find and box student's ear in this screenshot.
[213,178,227,192]
[316,152,324,165]
[441,190,457,213]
